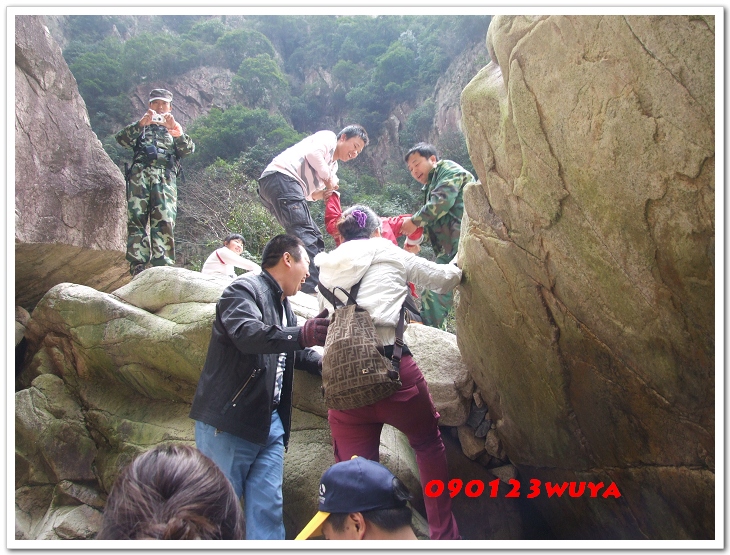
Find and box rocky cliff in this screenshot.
[460,14,714,539]
[15,15,130,310]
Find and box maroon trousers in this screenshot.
[327,355,460,540]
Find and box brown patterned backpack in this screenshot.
[319,280,406,410]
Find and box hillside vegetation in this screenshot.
[61,14,489,283]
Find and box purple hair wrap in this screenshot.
[352,209,368,228]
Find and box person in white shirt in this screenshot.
[257,125,369,294]
[314,204,462,540]
[201,233,261,279]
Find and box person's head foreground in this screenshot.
[405,142,439,185]
[335,124,369,162]
[148,88,173,117]
[260,234,310,298]
[337,204,381,242]
[296,457,416,540]
[96,443,245,540]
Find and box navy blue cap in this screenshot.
[295,457,406,539]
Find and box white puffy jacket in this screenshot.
[314,237,462,345]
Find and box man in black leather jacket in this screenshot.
[190,234,329,540]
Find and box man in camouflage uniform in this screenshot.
[399,143,475,328]
[116,88,195,275]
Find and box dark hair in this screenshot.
[327,477,413,533]
[337,124,369,146]
[404,142,438,163]
[337,204,380,242]
[96,444,245,540]
[260,234,304,270]
[223,233,245,247]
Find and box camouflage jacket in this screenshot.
[115,121,195,169]
[410,159,475,257]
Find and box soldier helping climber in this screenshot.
[116,88,195,276]
[399,142,475,328]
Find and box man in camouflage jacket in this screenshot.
[400,142,475,328]
[116,88,195,275]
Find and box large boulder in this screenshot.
[404,324,472,426]
[17,267,484,539]
[15,374,105,540]
[459,15,714,539]
[15,15,129,311]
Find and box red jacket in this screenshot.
[325,192,423,246]
[325,192,423,297]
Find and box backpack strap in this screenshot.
[391,304,407,375]
[318,279,362,309]
[319,278,403,379]
[402,291,420,316]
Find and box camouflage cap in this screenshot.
[149,88,173,103]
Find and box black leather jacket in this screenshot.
[189,270,321,448]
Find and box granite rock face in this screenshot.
[459,15,714,539]
[15,15,130,310]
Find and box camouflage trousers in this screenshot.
[420,252,456,329]
[126,164,177,269]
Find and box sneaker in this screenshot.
[131,263,146,276]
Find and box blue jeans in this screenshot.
[195,412,285,540]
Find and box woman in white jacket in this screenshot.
[201,233,261,279]
[314,205,461,540]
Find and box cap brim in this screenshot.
[149,97,171,102]
[294,511,330,540]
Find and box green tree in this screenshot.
[332,59,360,89]
[337,36,362,63]
[437,129,475,175]
[214,29,276,71]
[69,38,132,132]
[399,99,435,147]
[184,18,227,44]
[373,41,416,103]
[69,38,126,98]
[186,105,302,168]
[158,15,206,34]
[251,15,308,61]
[289,80,332,132]
[67,15,118,41]
[121,32,178,81]
[233,54,289,108]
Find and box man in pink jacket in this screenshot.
[258,125,369,294]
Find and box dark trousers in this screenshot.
[258,172,324,294]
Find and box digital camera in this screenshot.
[151,113,166,124]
